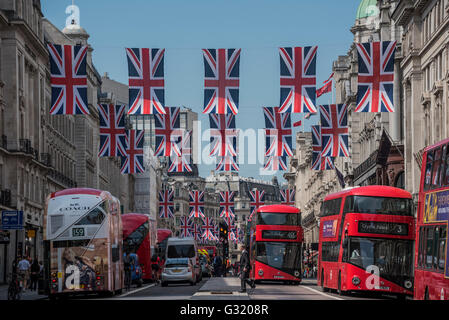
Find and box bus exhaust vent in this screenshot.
[51,215,64,234]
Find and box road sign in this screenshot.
[1,210,24,230]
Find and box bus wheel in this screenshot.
[337,273,344,296]
[321,270,328,292]
[424,288,429,300]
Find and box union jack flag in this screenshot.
[279,46,318,114]
[319,104,349,158]
[356,41,396,112]
[155,107,181,157]
[202,48,241,114]
[262,154,288,172]
[238,227,245,243]
[280,189,295,206]
[264,107,293,157]
[222,216,234,227]
[311,125,335,171]
[126,48,165,115]
[47,44,88,115]
[216,155,239,172]
[179,216,193,238]
[192,223,203,242]
[201,217,216,242]
[120,130,145,174]
[97,103,126,157]
[159,189,174,219]
[209,114,238,157]
[219,191,235,219]
[213,224,220,242]
[249,190,265,222]
[189,190,205,219]
[169,129,193,173]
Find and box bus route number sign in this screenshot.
[72,227,85,237]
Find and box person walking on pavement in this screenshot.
[30,259,40,291]
[213,255,222,277]
[239,245,255,293]
[17,256,30,292]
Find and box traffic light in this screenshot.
[219,222,228,241]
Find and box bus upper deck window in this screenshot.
[424,150,434,191]
[431,147,442,189]
[443,144,449,186]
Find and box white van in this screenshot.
[165,237,201,283]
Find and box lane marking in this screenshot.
[300,285,344,300]
[119,283,156,298]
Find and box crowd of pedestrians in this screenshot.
[13,256,43,292]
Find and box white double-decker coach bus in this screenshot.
[42,188,124,298]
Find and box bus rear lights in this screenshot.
[258,269,264,276]
[352,276,361,286]
[404,280,412,289]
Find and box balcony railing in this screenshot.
[48,169,77,188]
[40,153,52,167]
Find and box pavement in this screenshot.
[0,284,47,300]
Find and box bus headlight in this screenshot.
[352,276,361,286]
[258,269,264,276]
[294,271,300,277]
[404,280,412,289]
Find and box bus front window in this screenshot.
[348,237,413,283]
[256,242,301,274]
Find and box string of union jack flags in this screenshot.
[47,42,397,175]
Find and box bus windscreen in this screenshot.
[347,237,413,283]
[256,242,301,273]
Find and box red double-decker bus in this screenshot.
[249,205,303,284]
[415,138,449,300]
[122,213,153,281]
[318,186,415,298]
[157,228,172,259]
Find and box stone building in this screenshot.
[0,0,58,283]
[0,1,132,283]
[287,0,449,252]
[392,0,449,197]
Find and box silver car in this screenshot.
[161,258,196,286]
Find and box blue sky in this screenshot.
[42,0,361,183]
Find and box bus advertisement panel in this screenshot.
[249,205,303,284]
[43,188,123,296]
[318,186,415,298]
[415,138,449,300]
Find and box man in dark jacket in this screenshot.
[239,245,255,292]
